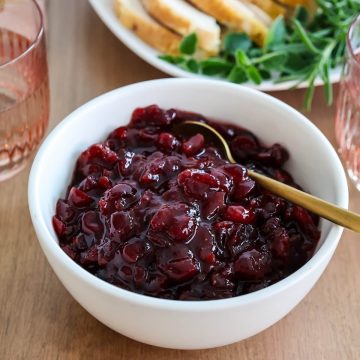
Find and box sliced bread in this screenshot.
[114,0,181,54]
[275,0,317,16]
[245,0,286,19]
[246,3,273,26]
[188,0,269,46]
[142,0,221,55]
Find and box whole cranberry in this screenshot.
[122,239,151,263]
[178,168,229,200]
[157,245,199,282]
[99,182,139,216]
[53,216,66,237]
[76,144,118,177]
[68,187,92,207]
[227,224,259,258]
[131,105,174,128]
[81,210,104,236]
[270,228,290,259]
[150,203,196,242]
[224,205,255,224]
[234,249,271,279]
[256,144,289,168]
[157,132,180,151]
[231,132,259,160]
[98,240,119,265]
[109,211,134,243]
[222,164,255,200]
[56,199,76,222]
[182,134,205,156]
[201,191,226,219]
[106,126,128,150]
[192,226,216,265]
[135,152,182,188]
[117,149,135,176]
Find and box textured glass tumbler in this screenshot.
[335,15,360,190]
[0,0,49,181]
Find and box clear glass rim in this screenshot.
[0,0,44,69]
[347,13,360,66]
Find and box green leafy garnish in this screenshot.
[179,33,197,55]
[158,1,360,110]
[227,67,248,83]
[292,19,320,55]
[184,59,199,73]
[294,6,309,25]
[264,16,287,51]
[235,50,263,84]
[223,33,252,55]
[158,55,185,65]
[200,58,232,76]
[252,51,288,71]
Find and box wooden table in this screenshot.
[1,1,359,358]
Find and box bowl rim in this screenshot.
[28,78,348,311]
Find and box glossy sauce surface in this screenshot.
[53,105,320,300]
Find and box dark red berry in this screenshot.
[81,211,103,235]
[133,266,148,286]
[109,211,134,243]
[227,224,259,258]
[53,216,65,237]
[270,228,290,258]
[256,144,289,168]
[182,134,205,156]
[234,249,271,279]
[68,187,92,207]
[131,105,173,128]
[80,246,99,266]
[201,191,226,219]
[123,241,145,263]
[158,132,180,151]
[158,246,199,282]
[273,169,293,183]
[99,182,138,216]
[76,144,118,177]
[98,240,119,265]
[231,133,259,159]
[224,205,255,224]
[222,164,255,200]
[61,245,76,259]
[150,203,196,242]
[56,200,76,222]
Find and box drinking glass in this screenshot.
[335,14,360,190]
[0,0,49,181]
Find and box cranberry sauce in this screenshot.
[53,105,320,300]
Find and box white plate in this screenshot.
[89,0,341,91]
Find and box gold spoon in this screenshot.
[175,120,360,233]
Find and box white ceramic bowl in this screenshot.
[28,79,348,350]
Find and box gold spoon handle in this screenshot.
[248,170,358,232]
[177,120,357,232]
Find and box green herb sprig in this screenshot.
[159,0,360,110]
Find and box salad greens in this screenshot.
[159,0,360,110]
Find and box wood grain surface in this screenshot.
[0,1,359,358]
